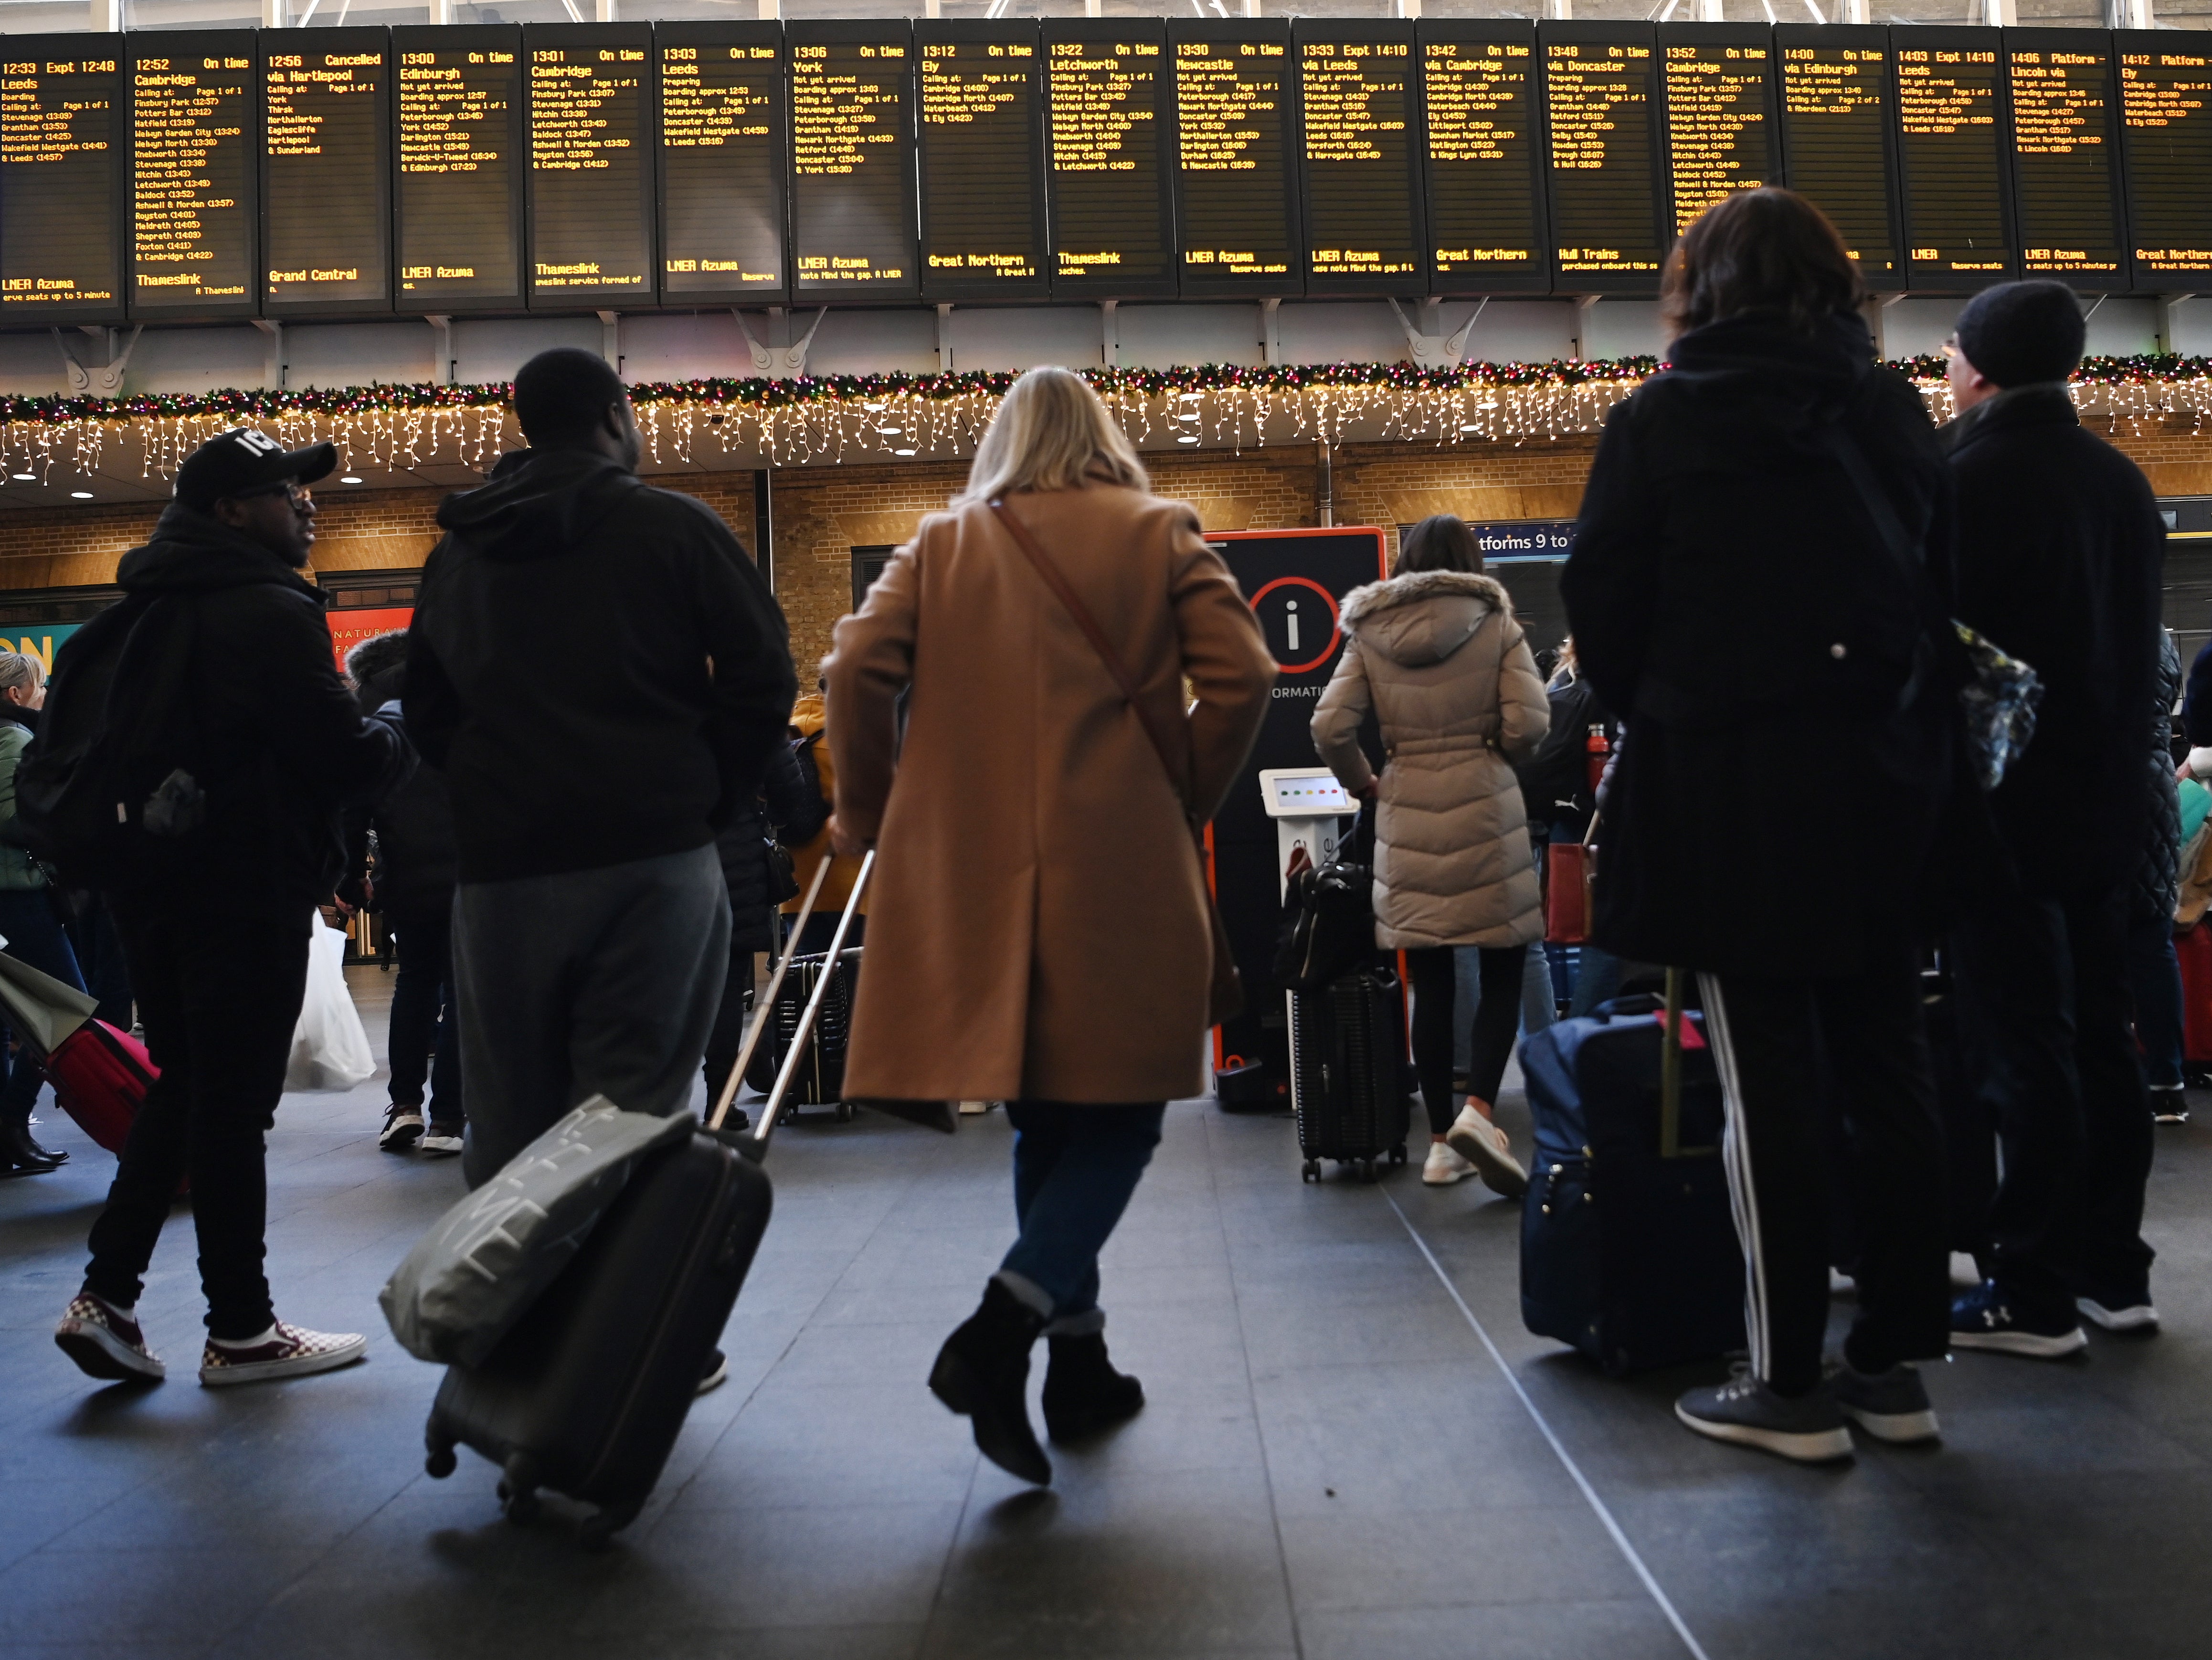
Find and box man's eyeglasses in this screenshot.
[239,480,313,508]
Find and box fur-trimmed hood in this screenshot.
[1337,569,1513,668]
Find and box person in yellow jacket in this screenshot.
[784,690,865,952]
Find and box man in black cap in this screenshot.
[1942,280,2166,1356]
[407,349,794,1210]
[52,427,412,1390]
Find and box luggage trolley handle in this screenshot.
[706,853,833,1135]
[1658,966,1719,1161]
[722,851,875,1164]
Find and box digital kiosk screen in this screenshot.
[525,24,653,307]
[657,25,784,303]
[2117,32,2212,286]
[262,30,389,313]
[1419,22,1547,294]
[1895,33,2016,290]
[394,27,523,309]
[131,34,256,316]
[918,22,1047,300]
[790,24,917,300]
[1297,22,1422,295]
[2006,32,2124,287]
[1539,24,1665,293]
[1659,25,1777,237]
[0,40,124,320]
[1170,21,1300,296]
[1776,25,1902,288]
[1043,23,1174,298]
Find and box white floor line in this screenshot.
[1382,1185,1714,1660]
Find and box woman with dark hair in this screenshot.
[1563,187,1958,1460]
[1312,513,1549,1194]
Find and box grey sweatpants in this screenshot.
[453,843,730,1189]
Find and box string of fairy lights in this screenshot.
[0,355,2208,491]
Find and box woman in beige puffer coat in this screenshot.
[1312,515,1549,1195]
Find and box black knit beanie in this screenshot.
[1952,280,2086,389]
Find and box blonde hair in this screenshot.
[0,651,43,698]
[956,366,1147,506]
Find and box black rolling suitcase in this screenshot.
[741,948,859,1120]
[422,856,868,1546]
[1518,971,1745,1375]
[1292,965,1412,1182]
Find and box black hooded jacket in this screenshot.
[1562,311,1958,977]
[110,503,413,908]
[406,449,797,883]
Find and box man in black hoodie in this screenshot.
[1944,281,2166,1357]
[53,427,412,1390]
[408,349,796,1190]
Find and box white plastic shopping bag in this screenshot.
[286,920,377,1091]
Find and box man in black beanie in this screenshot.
[406,349,796,1211]
[1943,281,2167,1355]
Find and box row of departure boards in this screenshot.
[4,19,2211,324]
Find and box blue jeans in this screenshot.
[0,888,85,1120]
[2126,913,2186,1090]
[998,1100,1166,1328]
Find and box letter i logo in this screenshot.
[1284,599,1300,653]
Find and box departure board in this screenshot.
[1658,24,1777,237]
[1539,23,1666,294]
[130,34,256,317]
[261,30,390,315]
[790,22,918,300]
[0,38,125,322]
[524,23,654,308]
[2117,31,2212,286]
[1419,21,1547,295]
[917,21,1047,301]
[1774,24,1903,289]
[2003,30,2125,288]
[393,25,523,311]
[1169,21,1301,296]
[657,23,784,303]
[1042,21,1175,299]
[1895,32,2016,291]
[1295,21,1423,296]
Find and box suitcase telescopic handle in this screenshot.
[735,849,875,1163]
[707,854,835,1134]
[1658,966,1719,1161]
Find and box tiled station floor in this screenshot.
[0,968,2207,1659]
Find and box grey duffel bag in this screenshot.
[380,1098,695,1368]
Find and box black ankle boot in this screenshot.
[929,1279,1051,1485]
[1042,1332,1145,1443]
[0,1114,61,1176]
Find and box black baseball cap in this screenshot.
[173,428,337,512]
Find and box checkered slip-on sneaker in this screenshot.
[55,1294,166,1384]
[199,1321,367,1388]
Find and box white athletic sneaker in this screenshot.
[199,1321,367,1387]
[2078,1296,2160,1333]
[1421,1140,1478,1185]
[1444,1105,1529,1198]
[418,1130,464,1158]
[378,1107,424,1153]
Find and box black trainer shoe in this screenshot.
[2149,1086,2189,1124]
[696,1349,729,1396]
[2076,1294,2159,1334]
[1675,1365,1853,1463]
[1950,1280,2086,1358]
[379,1106,424,1153]
[1041,1332,1145,1442]
[1825,1360,1939,1444]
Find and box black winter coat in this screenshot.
[1946,386,2165,900]
[407,448,797,883]
[107,505,412,909]
[2136,630,2182,922]
[715,742,826,953]
[1561,312,1957,978]
[352,663,459,918]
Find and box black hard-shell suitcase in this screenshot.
[422,855,868,1546]
[1291,965,1411,1181]
[1517,975,1745,1375]
[741,948,859,1118]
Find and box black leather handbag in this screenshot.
[1273,807,1376,994]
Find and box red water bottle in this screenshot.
[1584,724,1610,794]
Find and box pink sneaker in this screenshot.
[198,1321,367,1387]
[55,1294,166,1384]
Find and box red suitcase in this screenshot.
[44,1019,156,1155]
[2179,925,2212,1069]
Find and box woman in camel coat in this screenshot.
[1312,515,1549,1196]
[824,366,1274,1487]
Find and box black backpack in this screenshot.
[1514,674,1606,829]
[18,593,207,889]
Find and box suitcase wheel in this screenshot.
[1302,1159,1320,1183]
[1389,1144,1407,1166]
[498,1453,541,1525]
[835,1101,856,1123]
[579,1500,641,1552]
[423,1429,457,1480]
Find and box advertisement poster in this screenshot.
[327,606,414,671]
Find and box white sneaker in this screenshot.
[1445,1105,1529,1198]
[1421,1141,1478,1185]
[418,1131,464,1157]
